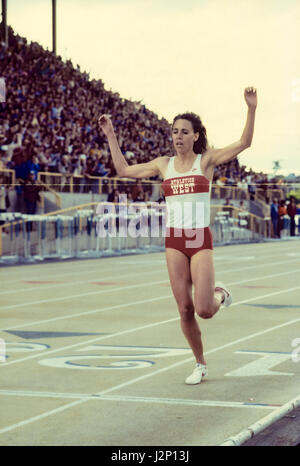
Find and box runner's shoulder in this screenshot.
[155,156,171,178]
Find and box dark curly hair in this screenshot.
[172,112,208,154]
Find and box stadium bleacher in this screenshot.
[0,26,289,201]
[0,26,299,263]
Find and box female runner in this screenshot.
[98,86,257,384]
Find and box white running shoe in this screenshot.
[185,363,207,385]
[215,281,232,307]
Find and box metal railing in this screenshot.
[0,168,15,185]
[1,168,285,208]
[0,202,274,264]
[37,172,157,196]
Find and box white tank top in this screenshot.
[161,154,211,229]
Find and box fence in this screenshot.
[37,171,285,202]
[0,202,272,265]
[37,172,157,197]
[0,168,15,186]
[1,168,286,215]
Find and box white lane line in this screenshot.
[0,252,263,295]
[1,255,299,310]
[0,390,278,410]
[0,255,170,286]
[2,264,300,335]
[1,254,299,297]
[220,266,300,286]
[0,260,155,286]
[78,394,278,410]
[2,283,300,368]
[0,399,84,435]
[1,308,300,436]
[0,267,166,296]
[1,306,176,366]
[0,278,169,311]
[0,241,298,286]
[0,293,172,333]
[89,309,300,398]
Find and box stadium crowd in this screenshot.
[0,25,297,219]
[0,27,172,184]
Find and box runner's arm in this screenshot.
[98,114,161,179]
[207,87,257,167]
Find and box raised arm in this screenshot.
[98,115,163,179]
[206,87,257,167]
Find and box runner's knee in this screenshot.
[195,305,213,320]
[178,302,194,322]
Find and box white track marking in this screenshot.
[1,307,177,366]
[0,294,172,333]
[0,267,167,296]
[0,249,282,294]
[0,399,84,435]
[0,261,157,287]
[2,283,300,368]
[1,309,300,435]
[0,254,299,297]
[1,254,299,310]
[0,257,168,286]
[0,279,170,311]
[1,265,300,334]
[0,390,278,410]
[0,241,298,286]
[219,266,300,286]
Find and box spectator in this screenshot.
[216,174,226,186]
[107,189,119,203]
[0,180,7,213]
[25,155,40,180]
[237,177,248,200]
[248,182,256,201]
[287,197,297,237]
[132,180,144,201]
[93,155,110,177]
[73,154,86,192]
[12,148,29,181]
[126,191,133,203]
[239,200,246,211]
[23,171,41,214]
[0,24,289,213]
[277,199,287,238]
[14,179,24,213]
[0,27,171,184]
[82,157,98,193]
[0,131,23,166]
[0,178,8,225]
[57,154,71,191]
[270,198,279,238]
[223,198,233,215]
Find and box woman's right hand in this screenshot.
[98,114,114,136]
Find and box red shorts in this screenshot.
[165,226,213,258]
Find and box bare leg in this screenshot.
[190,249,223,319]
[165,248,206,365]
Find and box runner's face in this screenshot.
[172,119,198,154]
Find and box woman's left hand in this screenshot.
[244,87,257,108]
